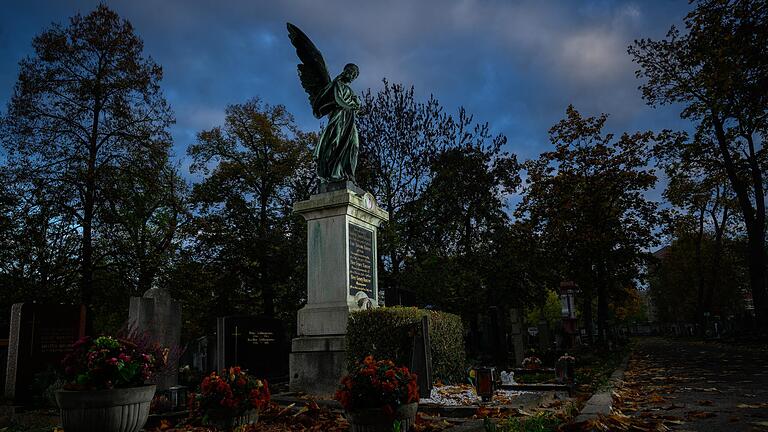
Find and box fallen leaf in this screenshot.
[686,411,716,419]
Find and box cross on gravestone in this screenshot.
[232,326,241,364]
[410,316,433,399]
[216,316,288,379]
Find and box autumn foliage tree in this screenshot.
[186,98,313,320]
[630,0,768,326]
[1,5,174,307]
[517,106,659,344]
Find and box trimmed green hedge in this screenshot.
[346,306,466,383]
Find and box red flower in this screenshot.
[334,356,420,412]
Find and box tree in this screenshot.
[1,5,174,307]
[650,230,748,325]
[657,131,738,327]
[630,0,768,326]
[356,81,452,303]
[187,98,313,320]
[407,141,519,316]
[357,81,521,313]
[98,149,187,295]
[517,106,659,344]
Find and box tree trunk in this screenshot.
[597,280,608,346]
[746,225,767,327]
[706,206,727,313]
[81,92,101,308]
[582,293,593,345]
[712,116,767,328]
[695,207,706,334]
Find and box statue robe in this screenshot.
[314,78,360,182]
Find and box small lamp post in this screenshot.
[560,281,578,347]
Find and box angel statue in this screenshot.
[287,23,361,183]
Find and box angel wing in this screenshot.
[287,23,332,119]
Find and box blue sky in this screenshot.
[0,0,692,191]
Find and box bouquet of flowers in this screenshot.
[61,335,166,390]
[190,367,270,422]
[335,356,419,416]
[522,355,542,370]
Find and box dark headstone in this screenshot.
[4,303,86,402]
[216,316,288,379]
[0,339,8,395]
[410,316,433,399]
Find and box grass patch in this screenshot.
[489,412,561,432]
[574,340,633,394]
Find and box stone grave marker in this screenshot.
[216,316,288,379]
[0,338,8,395]
[129,287,182,390]
[410,316,433,399]
[4,303,87,402]
[189,335,213,373]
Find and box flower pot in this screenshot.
[55,385,156,432]
[346,402,418,432]
[205,408,259,430]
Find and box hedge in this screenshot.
[346,306,466,383]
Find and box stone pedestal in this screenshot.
[289,186,388,395]
[129,287,182,390]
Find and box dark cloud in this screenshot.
[0,0,693,181]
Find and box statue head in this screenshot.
[338,63,359,83]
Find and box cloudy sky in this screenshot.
[0,0,692,184]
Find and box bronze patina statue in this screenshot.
[287,23,360,184]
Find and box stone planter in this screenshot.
[55,385,156,432]
[346,402,418,432]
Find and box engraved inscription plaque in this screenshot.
[348,223,374,297]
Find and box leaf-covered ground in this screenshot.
[570,337,768,432]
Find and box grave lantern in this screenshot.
[168,385,188,411]
[474,367,495,402]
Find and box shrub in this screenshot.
[346,307,466,383]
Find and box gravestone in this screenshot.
[129,287,182,390]
[508,309,525,367]
[290,184,389,394]
[190,335,213,373]
[216,316,288,379]
[409,316,433,399]
[0,339,8,395]
[4,303,87,402]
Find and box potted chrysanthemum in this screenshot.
[189,366,270,430]
[335,356,419,432]
[55,335,167,432]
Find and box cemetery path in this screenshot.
[615,337,768,431]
